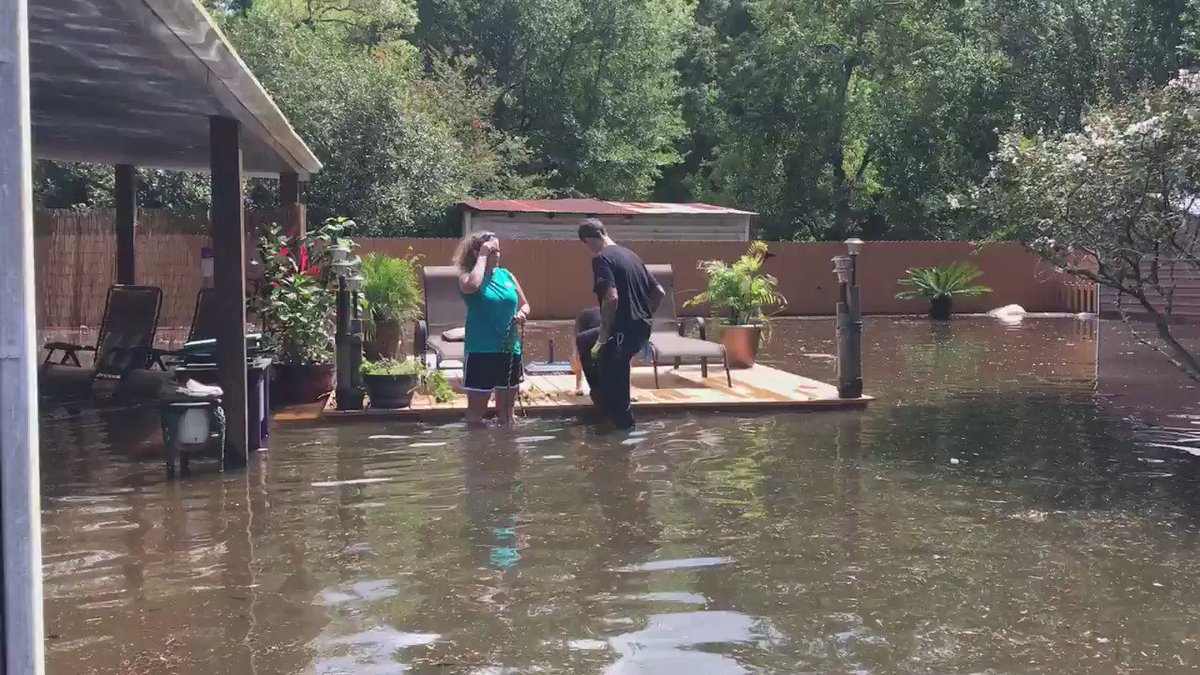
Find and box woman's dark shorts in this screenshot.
[463,352,523,392]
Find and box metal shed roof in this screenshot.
[28,0,322,178]
[460,199,756,216]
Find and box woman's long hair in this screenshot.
[453,231,497,272]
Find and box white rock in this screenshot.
[988,304,1027,318]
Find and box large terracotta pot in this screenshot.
[271,363,334,407]
[364,318,402,361]
[721,324,761,369]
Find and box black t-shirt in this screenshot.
[592,245,656,333]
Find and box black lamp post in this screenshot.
[833,243,864,399]
[331,245,365,410]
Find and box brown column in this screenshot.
[210,116,249,467]
[114,164,136,284]
[280,171,299,205]
[279,171,305,239]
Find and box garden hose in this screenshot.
[503,318,527,418]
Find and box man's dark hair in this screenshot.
[578,218,607,241]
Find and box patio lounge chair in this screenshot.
[645,264,732,388]
[42,284,163,385]
[151,288,218,369]
[415,266,466,369]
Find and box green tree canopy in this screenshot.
[415,0,691,198]
[30,0,1200,240]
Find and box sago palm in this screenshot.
[895,263,991,301]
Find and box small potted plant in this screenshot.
[250,217,351,405]
[685,241,785,368]
[361,252,423,361]
[895,262,991,320]
[361,358,424,409]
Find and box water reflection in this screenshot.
[605,610,781,674]
[40,318,1200,673]
[462,433,525,574]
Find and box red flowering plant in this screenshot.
[249,217,356,365]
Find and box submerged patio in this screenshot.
[323,363,869,422]
[39,316,1175,675]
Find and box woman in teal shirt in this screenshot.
[455,232,531,426]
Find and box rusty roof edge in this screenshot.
[457,199,756,216]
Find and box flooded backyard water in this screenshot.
[38,317,1200,673]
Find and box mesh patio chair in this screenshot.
[414,266,466,369]
[645,264,732,388]
[42,285,163,382]
[151,288,218,369]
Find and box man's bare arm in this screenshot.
[598,287,619,343]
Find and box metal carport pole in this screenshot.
[0,0,46,672]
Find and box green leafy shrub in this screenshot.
[422,369,456,403]
[361,358,456,403]
[685,241,785,325]
[361,251,423,354]
[895,263,991,301]
[362,252,422,320]
[249,217,354,365]
[362,358,424,376]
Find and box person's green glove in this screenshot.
[590,339,604,360]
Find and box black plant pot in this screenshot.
[271,363,335,407]
[929,296,953,320]
[363,373,417,409]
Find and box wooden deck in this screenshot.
[321,364,871,422]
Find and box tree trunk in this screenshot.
[827,56,858,241]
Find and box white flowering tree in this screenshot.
[980,72,1200,381]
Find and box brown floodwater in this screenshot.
[38,317,1200,674]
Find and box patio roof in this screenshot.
[28,0,321,178]
[459,199,757,216]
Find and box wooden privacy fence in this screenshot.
[34,209,1091,329]
[1098,258,1200,322]
[362,238,1089,319]
[34,209,286,331]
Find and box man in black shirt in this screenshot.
[575,218,665,429]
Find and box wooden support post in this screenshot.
[841,285,863,398]
[210,116,249,467]
[0,0,45,671]
[279,171,305,239]
[833,255,863,400]
[280,170,299,206]
[115,164,136,284]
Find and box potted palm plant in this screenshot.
[361,358,424,409]
[685,241,785,368]
[361,252,422,360]
[895,262,991,320]
[250,217,350,405]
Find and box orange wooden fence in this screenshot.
[34,209,1092,329]
[363,238,1090,319]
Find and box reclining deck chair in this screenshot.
[645,264,732,388]
[416,266,467,369]
[152,288,218,369]
[42,285,163,385]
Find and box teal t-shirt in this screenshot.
[461,267,522,355]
